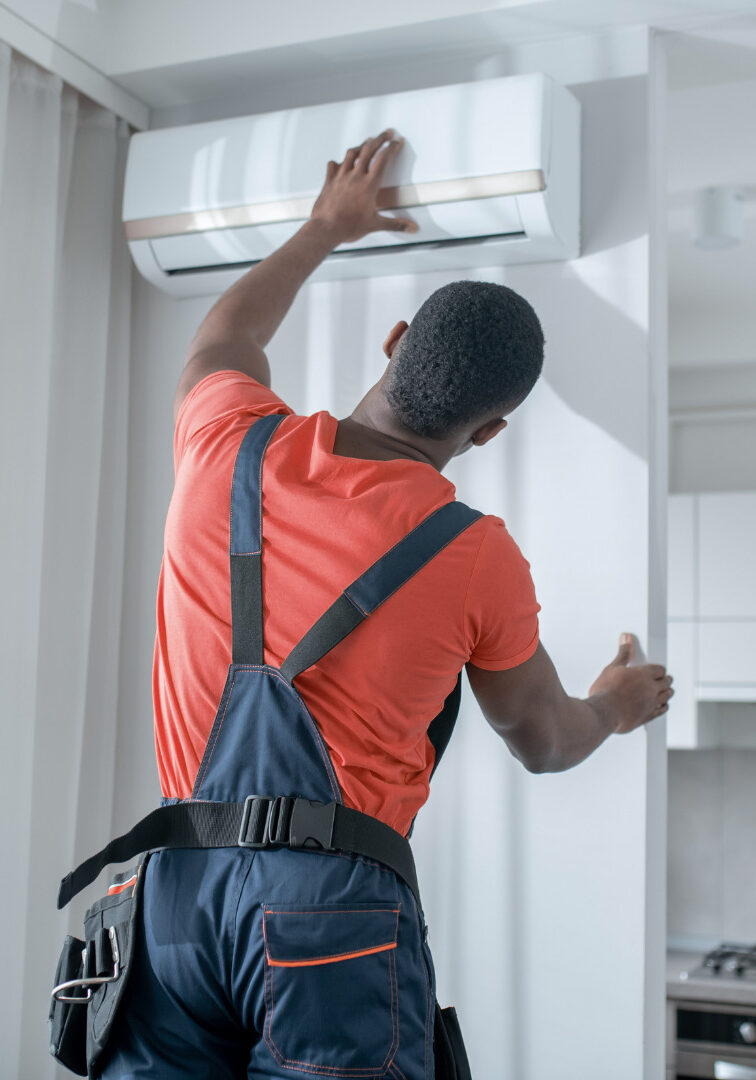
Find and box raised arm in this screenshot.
[173,129,417,422]
[466,635,673,773]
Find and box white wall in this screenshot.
[117,29,667,1079]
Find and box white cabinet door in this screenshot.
[668,494,696,619]
[698,493,756,618]
[698,621,756,687]
[667,621,698,748]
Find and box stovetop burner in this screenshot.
[699,943,756,977]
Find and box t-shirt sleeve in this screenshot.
[174,369,294,469]
[465,517,541,670]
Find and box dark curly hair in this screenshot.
[385,280,544,439]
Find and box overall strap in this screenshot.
[280,501,483,684]
[229,412,287,665]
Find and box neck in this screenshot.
[343,384,460,471]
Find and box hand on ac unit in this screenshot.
[310,129,419,246]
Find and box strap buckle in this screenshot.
[289,799,336,851]
[238,795,294,849]
[238,796,336,851]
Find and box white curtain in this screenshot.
[0,43,133,1080]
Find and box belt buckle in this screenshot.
[289,799,336,851]
[238,795,272,849]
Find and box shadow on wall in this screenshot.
[509,74,650,463]
[269,74,651,463]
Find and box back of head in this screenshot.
[385,280,545,439]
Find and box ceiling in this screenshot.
[13,0,756,115]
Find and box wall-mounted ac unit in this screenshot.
[123,73,580,298]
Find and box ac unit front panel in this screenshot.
[149,194,526,272]
[129,230,571,299]
[123,72,580,294]
[123,74,549,225]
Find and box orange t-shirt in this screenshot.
[153,371,540,835]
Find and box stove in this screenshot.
[691,945,756,982]
[668,944,756,1079]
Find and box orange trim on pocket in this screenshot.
[267,940,398,968]
[107,874,137,896]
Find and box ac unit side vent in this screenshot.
[160,230,528,276]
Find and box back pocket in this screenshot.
[262,902,400,1076]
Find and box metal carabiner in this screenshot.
[51,926,120,1005]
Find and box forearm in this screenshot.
[529,695,618,773]
[190,217,340,351]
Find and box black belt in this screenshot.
[57,795,422,913]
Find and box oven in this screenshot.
[673,999,756,1079]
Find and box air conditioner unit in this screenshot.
[123,73,580,298]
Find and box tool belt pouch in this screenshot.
[433,1001,473,1080]
[48,935,88,1075]
[49,855,148,1077]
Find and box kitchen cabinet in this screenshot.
[668,492,756,748]
[698,493,756,619]
[698,622,756,689]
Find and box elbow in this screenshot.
[521,750,562,774]
[504,716,566,775]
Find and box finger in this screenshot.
[647,664,667,679]
[339,146,361,173]
[325,160,338,181]
[374,213,419,233]
[369,136,405,182]
[610,633,633,668]
[356,129,394,172]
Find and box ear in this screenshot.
[471,417,507,447]
[383,320,409,360]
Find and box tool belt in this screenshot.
[51,794,472,1079]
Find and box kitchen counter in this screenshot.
[668,948,756,1007]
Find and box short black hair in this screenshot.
[384,280,544,439]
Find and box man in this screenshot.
[104,129,672,1078]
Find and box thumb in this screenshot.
[375,214,419,234]
[611,633,634,667]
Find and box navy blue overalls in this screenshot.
[98,413,481,1080]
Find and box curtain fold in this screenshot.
[0,43,132,1080]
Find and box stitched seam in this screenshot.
[348,515,484,618]
[264,908,400,916]
[424,962,432,1079]
[388,944,399,1071]
[266,942,397,967]
[231,852,256,992]
[229,413,285,556]
[263,907,399,966]
[282,589,365,677]
[193,671,237,796]
[337,501,465,613]
[342,589,369,618]
[263,931,398,1075]
[226,665,341,801]
[193,665,341,801]
[354,501,455,568]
